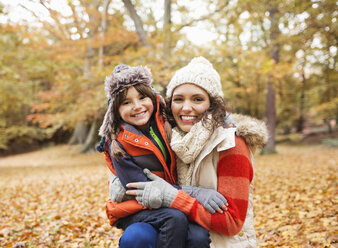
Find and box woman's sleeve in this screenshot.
[169,136,253,236]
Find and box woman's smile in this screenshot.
[180,115,198,122]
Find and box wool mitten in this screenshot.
[134,169,178,208]
[182,186,228,214]
[109,172,132,202]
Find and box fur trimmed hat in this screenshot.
[166,56,224,98]
[98,64,153,140]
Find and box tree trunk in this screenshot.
[81,118,97,153]
[336,104,338,127]
[262,6,279,154]
[122,0,148,46]
[263,79,277,153]
[296,70,306,133]
[163,0,171,59]
[98,0,110,69]
[68,121,88,145]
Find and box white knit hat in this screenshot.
[166,56,224,98]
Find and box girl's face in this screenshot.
[171,83,210,132]
[119,86,154,129]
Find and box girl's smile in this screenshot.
[131,111,147,118]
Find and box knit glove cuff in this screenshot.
[163,183,178,207]
[182,185,195,197]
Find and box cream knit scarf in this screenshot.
[170,120,213,186]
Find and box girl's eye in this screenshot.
[140,95,146,100]
[122,101,130,105]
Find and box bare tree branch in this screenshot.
[38,0,71,39]
[68,1,84,39]
[176,2,229,32]
[121,0,148,46]
[163,0,171,58]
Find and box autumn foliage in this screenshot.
[1,0,337,153]
[0,144,336,247]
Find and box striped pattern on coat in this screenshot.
[170,136,253,236]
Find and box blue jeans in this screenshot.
[119,222,157,248]
[116,208,210,248]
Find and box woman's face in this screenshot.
[171,83,210,132]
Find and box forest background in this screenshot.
[0,0,337,154]
[0,0,337,247]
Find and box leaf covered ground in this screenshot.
[0,144,337,247]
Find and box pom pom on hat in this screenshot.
[166,56,224,98]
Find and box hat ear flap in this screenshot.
[99,102,114,139]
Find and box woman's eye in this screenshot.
[172,97,183,102]
[140,95,146,100]
[194,97,204,102]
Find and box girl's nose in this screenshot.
[133,100,142,110]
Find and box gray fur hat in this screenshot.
[98,64,153,140]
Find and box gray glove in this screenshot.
[109,172,133,202]
[182,186,228,214]
[224,114,236,127]
[131,169,178,208]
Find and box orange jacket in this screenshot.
[104,96,177,225]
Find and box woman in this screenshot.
[107,57,268,247]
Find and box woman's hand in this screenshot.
[182,186,228,214]
[126,169,178,208]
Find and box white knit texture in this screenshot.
[170,120,213,186]
[166,56,224,98]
